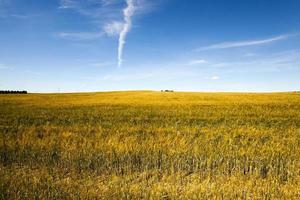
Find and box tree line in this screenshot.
[0,90,27,94]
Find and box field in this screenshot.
[0,91,300,199]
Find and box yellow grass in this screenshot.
[0,91,300,199]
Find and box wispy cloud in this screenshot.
[0,0,38,19]
[102,0,121,6]
[118,0,136,67]
[197,35,290,51]
[57,32,104,40]
[0,63,11,70]
[24,70,42,76]
[104,21,124,36]
[9,14,30,19]
[188,59,207,65]
[58,0,76,9]
[58,0,151,67]
[210,76,220,80]
[243,52,256,57]
[58,0,123,19]
[206,50,300,73]
[90,62,114,67]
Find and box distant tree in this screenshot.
[0,90,27,94]
[161,90,174,93]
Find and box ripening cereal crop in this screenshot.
[0,91,300,199]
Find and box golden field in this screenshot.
[0,91,300,199]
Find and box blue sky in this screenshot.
[0,0,300,92]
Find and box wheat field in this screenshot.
[0,91,300,199]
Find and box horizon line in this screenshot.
[1,90,299,94]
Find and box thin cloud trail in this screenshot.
[118,0,136,67]
[197,35,290,51]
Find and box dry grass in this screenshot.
[0,91,300,199]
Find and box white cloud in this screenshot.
[90,62,114,67]
[210,76,220,80]
[9,14,30,19]
[189,59,207,65]
[25,70,42,75]
[207,50,300,73]
[101,0,120,6]
[102,75,113,80]
[57,32,103,40]
[118,0,136,67]
[197,35,290,51]
[0,64,10,69]
[244,53,256,57]
[58,0,152,66]
[58,0,76,9]
[104,21,124,36]
[58,0,122,19]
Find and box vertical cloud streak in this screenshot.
[118,0,135,67]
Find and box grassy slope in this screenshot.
[0,91,300,199]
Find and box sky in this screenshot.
[0,0,300,92]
